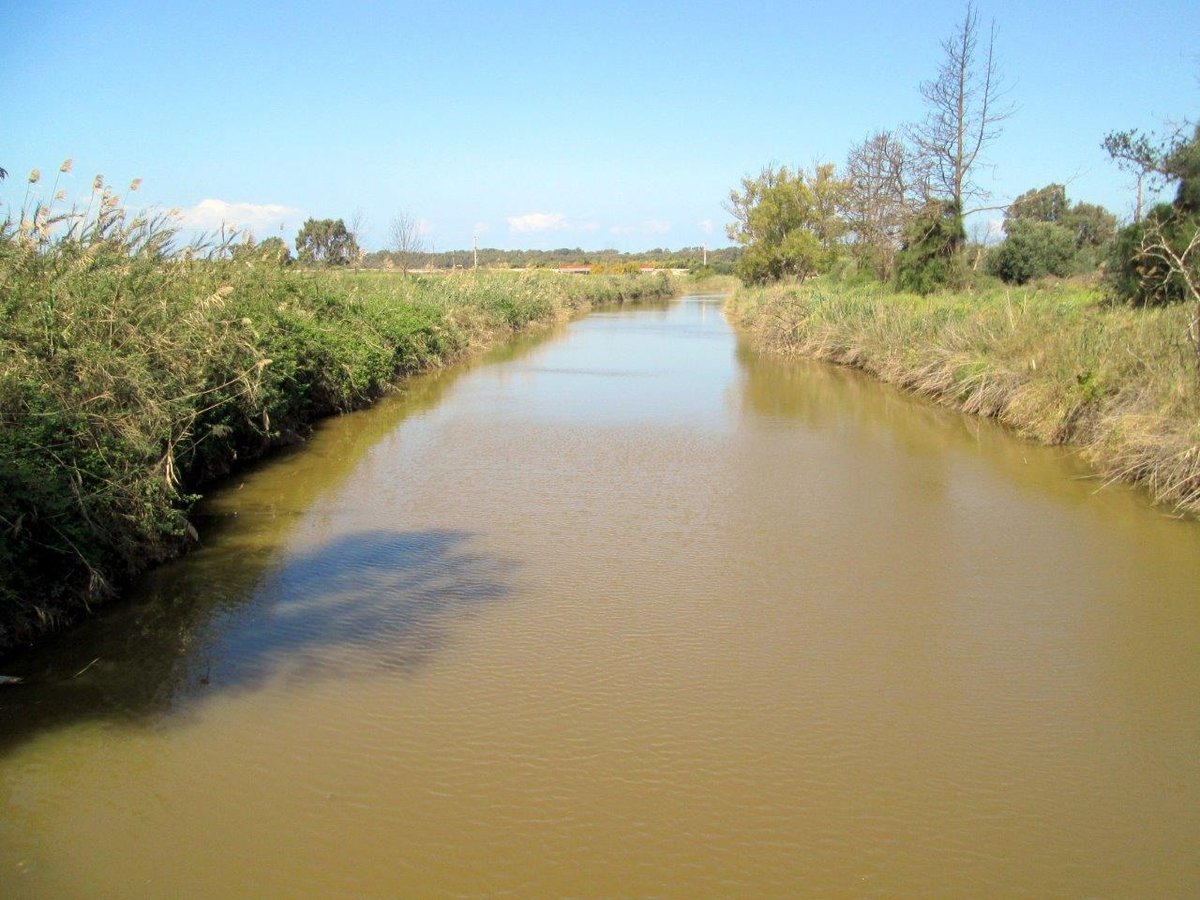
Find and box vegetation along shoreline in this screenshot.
[726,278,1200,517]
[0,186,675,655]
[717,4,1198,525]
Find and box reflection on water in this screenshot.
[2,295,1199,898]
[0,327,553,752]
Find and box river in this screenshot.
[2,293,1198,897]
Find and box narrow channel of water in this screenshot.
[2,295,1198,897]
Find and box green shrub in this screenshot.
[987,220,1077,284]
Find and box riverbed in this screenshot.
[2,294,1198,896]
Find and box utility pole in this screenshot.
[703,243,707,266]
[473,234,478,270]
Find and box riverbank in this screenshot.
[0,250,673,653]
[727,278,1200,515]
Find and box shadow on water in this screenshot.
[0,529,515,755]
[0,321,565,755]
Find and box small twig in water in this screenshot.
[72,657,100,678]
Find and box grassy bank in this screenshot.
[0,228,673,652]
[679,273,741,293]
[727,278,1200,515]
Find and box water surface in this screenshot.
[2,295,1198,897]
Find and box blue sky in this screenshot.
[3,1,1197,252]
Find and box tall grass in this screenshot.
[0,178,674,651]
[727,278,1200,515]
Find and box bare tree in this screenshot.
[347,207,368,269]
[909,2,1011,227]
[844,130,930,278]
[389,212,426,275]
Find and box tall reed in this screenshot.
[0,176,674,652]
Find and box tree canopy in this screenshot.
[725,163,847,285]
[295,218,359,266]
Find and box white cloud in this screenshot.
[697,219,714,234]
[507,212,567,233]
[179,198,301,235]
[472,221,491,235]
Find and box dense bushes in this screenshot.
[0,207,672,651]
[986,220,1077,284]
[984,184,1118,286]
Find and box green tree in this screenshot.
[725,163,847,285]
[894,200,966,294]
[986,219,1076,284]
[1102,129,1166,222]
[1108,124,1200,307]
[1167,124,1200,214]
[254,236,293,265]
[229,235,292,265]
[1007,184,1068,225]
[1063,202,1117,249]
[994,185,1117,280]
[1006,184,1115,250]
[295,218,359,266]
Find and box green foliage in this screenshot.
[1107,125,1200,306]
[726,163,847,285]
[1064,202,1117,249]
[1008,184,1068,225]
[987,220,1077,284]
[255,236,293,265]
[894,201,966,294]
[1166,124,1200,214]
[1108,204,1199,306]
[991,185,1116,283]
[1006,184,1116,252]
[231,235,292,266]
[361,245,742,272]
[295,218,359,266]
[0,187,674,649]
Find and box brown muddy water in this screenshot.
[2,295,1198,897]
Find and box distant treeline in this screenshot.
[360,245,741,273]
